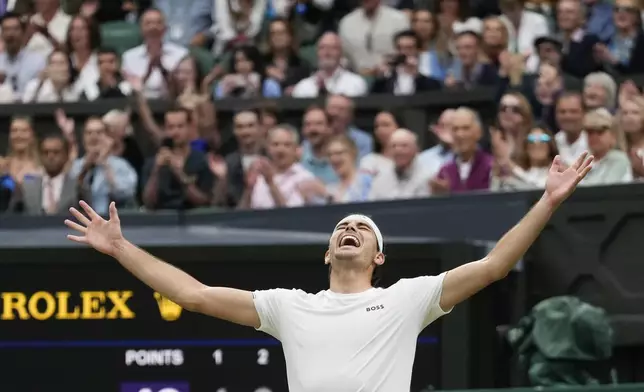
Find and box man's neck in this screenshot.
[40,8,58,23]
[329,268,373,294]
[320,66,339,78]
[593,149,608,161]
[363,5,380,19]
[339,169,357,185]
[312,141,328,159]
[272,48,289,59]
[240,143,261,156]
[565,129,582,145]
[275,162,294,174]
[45,169,64,179]
[458,150,476,162]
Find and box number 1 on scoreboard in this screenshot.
[213,349,223,365]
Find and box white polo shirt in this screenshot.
[121,42,188,99]
[291,68,368,98]
[253,273,450,392]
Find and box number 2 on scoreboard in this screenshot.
[257,348,269,365]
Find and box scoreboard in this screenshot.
[0,256,442,392]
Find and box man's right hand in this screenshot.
[65,201,125,257]
[155,147,172,167]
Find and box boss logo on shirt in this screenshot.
[366,304,384,312]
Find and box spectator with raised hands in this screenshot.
[369,128,432,200]
[122,8,188,99]
[291,32,367,98]
[82,47,132,100]
[491,127,558,191]
[371,30,442,95]
[593,0,644,76]
[360,109,403,177]
[141,108,213,211]
[130,55,216,150]
[215,45,281,99]
[492,92,535,161]
[553,0,601,79]
[262,17,311,96]
[0,12,47,100]
[102,109,145,180]
[241,124,314,210]
[418,109,455,179]
[54,108,79,166]
[2,117,42,186]
[66,15,101,93]
[580,108,633,186]
[411,9,450,81]
[23,49,82,103]
[432,107,493,195]
[618,95,644,178]
[481,16,509,70]
[70,117,138,215]
[299,135,373,205]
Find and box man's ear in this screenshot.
[324,250,331,265]
[374,252,385,266]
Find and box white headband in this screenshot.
[336,214,384,252]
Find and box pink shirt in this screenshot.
[251,163,315,209]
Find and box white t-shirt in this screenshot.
[253,273,450,392]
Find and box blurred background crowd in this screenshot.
[0,0,643,215]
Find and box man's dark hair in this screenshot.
[304,105,332,125]
[40,132,71,154]
[394,29,421,49]
[0,12,24,30]
[556,91,585,111]
[165,106,193,123]
[97,46,120,58]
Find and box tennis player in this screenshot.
[65,150,593,392]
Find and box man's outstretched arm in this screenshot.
[438,153,594,311]
[112,240,260,328]
[65,201,260,328]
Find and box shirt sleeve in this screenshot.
[397,273,452,331]
[252,288,293,340]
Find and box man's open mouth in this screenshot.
[339,234,360,248]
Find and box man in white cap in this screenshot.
[65,151,594,392]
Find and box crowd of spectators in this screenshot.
[0,0,643,215]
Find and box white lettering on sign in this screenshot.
[125,349,184,366]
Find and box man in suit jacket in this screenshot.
[11,133,79,215]
[371,30,442,95]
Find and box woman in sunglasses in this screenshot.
[580,108,633,186]
[492,92,534,161]
[491,127,558,191]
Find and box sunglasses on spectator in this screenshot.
[613,5,638,13]
[500,105,521,114]
[527,134,551,143]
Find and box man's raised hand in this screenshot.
[65,201,124,256]
[544,152,594,208]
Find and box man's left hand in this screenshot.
[543,152,593,208]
